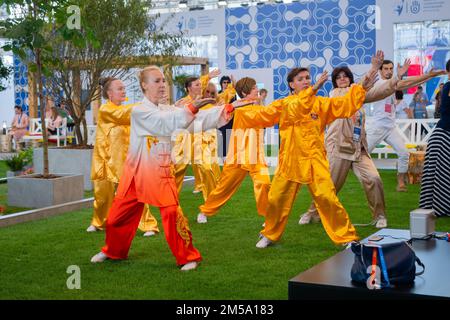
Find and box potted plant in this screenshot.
[5,148,33,177]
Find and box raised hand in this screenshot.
[371,50,384,70]
[230,74,236,87]
[192,98,216,109]
[361,68,378,91]
[232,99,255,109]
[208,69,221,79]
[426,68,446,77]
[397,58,411,78]
[313,71,328,91]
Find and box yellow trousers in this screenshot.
[175,162,221,200]
[91,179,159,232]
[192,164,203,192]
[199,164,271,217]
[261,172,359,245]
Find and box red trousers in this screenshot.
[102,179,202,266]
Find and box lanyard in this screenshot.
[378,247,391,288]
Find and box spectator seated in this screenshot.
[22,118,67,147]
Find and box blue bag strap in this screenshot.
[378,246,391,288]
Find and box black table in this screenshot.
[288,229,450,300]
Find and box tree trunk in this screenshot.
[35,48,49,177]
[74,121,83,146]
[82,117,88,146]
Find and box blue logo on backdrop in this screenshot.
[394,0,405,15]
[410,0,421,14]
[188,17,196,30]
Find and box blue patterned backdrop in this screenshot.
[225,0,376,98]
[14,56,29,113]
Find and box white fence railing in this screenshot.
[366,118,439,158]
[85,119,440,160]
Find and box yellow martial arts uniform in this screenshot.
[174,75,210,194]
[90,100,159,232]
[199,101,283,217]
[175,78,236,199]
[261,85,366,245]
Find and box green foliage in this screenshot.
[0,58,12,92]
[5,148,33,172]
[173,74,193,93]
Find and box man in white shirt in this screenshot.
[366,59,445,192]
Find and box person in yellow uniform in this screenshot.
[173,70,221,195]
[256,67,378,248]
[197,77,281,224]
[87,77,159,236]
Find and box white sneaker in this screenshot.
[192,189,202,194]
[375,216,387,229]
[90,252,109,263]
[298,212,320,225]
[86,225,98,232]
[197,213,208,224]
[262,222,265,228]
[143,231,156,237]
[180,261,198,271]
[256,236,273,249]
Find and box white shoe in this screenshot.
[197,213,208,224]
[143,231,156,237]
[180,261,198,271]
[262,222,265,228]
[375,216,387,229]
[256,236,273,249]
[90,252,109,263]
[192,189,202,194]
[298,212,320,225]
[86,225,98,232]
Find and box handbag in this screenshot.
[350,240,425,288]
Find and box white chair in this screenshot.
[47,117,67,147]
[22,117,68,147]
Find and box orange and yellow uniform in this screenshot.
[90,100,159,233]
[101,98,233,264]
[199,100,282,218]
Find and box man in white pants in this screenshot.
[366,59,445,192]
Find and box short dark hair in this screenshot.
[14,105,22,111]
[417,85,423,90]
[331,66,354,89]
[184,77,199,92]
[220,76,231,87]
[380,60,394,70]
[446,59,450,72]
[259,88,268,94]
[395,90,404,100]
[287,67,309,92]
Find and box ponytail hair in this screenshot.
[99,77,118,100]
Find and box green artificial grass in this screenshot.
[0,169,449,300]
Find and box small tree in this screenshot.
[45,0,188,145]
[0,0,89,176]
